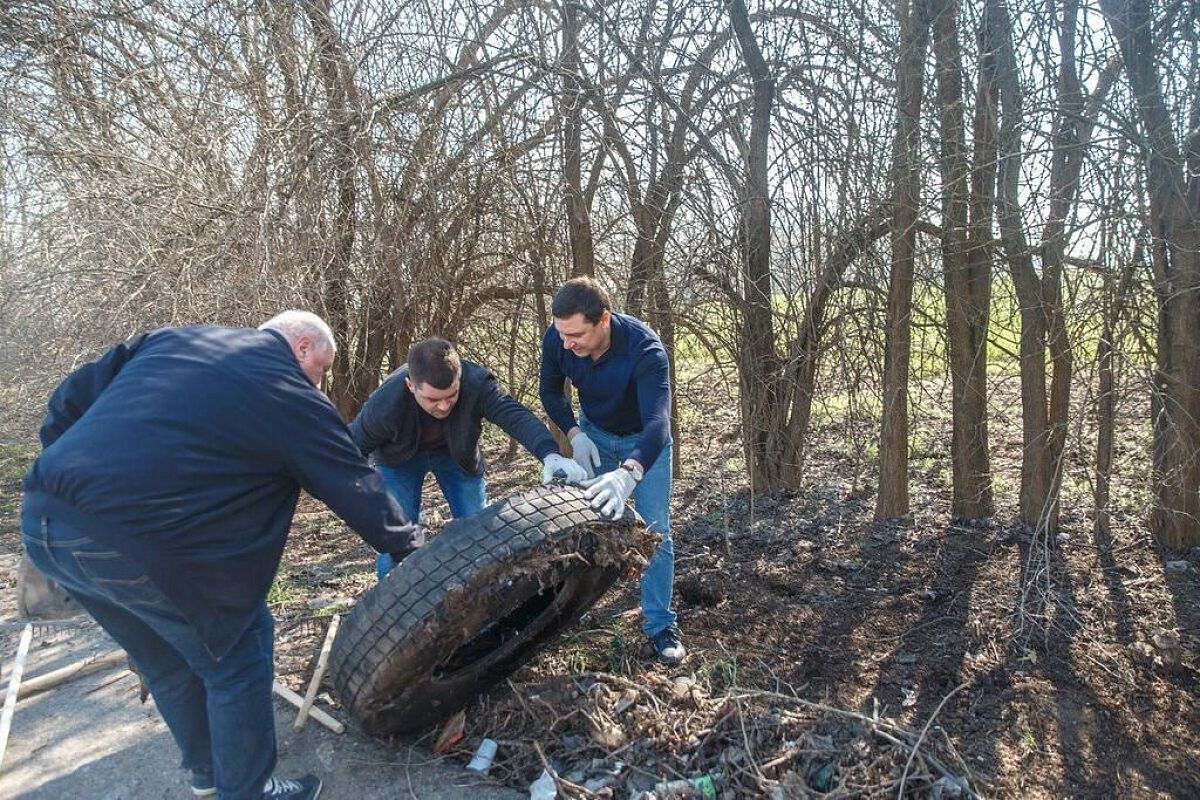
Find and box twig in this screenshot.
[734,695,766,783]
[729,687,977,797]
[533,740,597,797]
[0,624,34,771]
[272,681,344,734]
[16,649,126,700]
[897,682,968,798]
[295,614,340,730]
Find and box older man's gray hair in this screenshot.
[259,310,338,355]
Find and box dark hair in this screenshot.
[407,338,461,389]
[552,277,611,324]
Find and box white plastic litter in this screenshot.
[466,738,498,773]
[529,768,557,799]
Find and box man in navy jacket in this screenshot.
[350,338,587,577]
[21,311,423,800]
[539,278,684,665]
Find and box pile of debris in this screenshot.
[458,668,977,798]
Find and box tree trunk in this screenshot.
[780,206,892,476]
[876,0,931,520]
[1039,0,1084,533]
[994,0,1117,531]
[992,0,1052,529]
[561,2,594,278]
[1095,242,1138,542]
[729,0,785,491]
[304,0,359,419]
[932,0,993,518]
[1101,0,1200,548]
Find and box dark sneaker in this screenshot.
[191,769,216,797]
[649,625,686,665]
[263,775,322,800]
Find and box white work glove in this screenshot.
[568,431,601,479]
[542,452,589,484]
[582,468,637,520]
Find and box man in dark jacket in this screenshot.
[350,338,588,577]
[21,311,425,800]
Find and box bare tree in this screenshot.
[930,0,993,519]
[876,0,931,520]
[1100,0,1200,548]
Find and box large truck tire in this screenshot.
[329,483,654,736]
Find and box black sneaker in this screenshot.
[649,624,686,665]
[262,775,322,800]
[190,768,215,797]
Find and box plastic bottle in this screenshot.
[653,771,721,799]
[691,772,720,799]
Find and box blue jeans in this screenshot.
[22,514,275,800]
[579,417,677,636]
[374,450,487,578]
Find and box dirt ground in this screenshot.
[0,554,524,800]
[1,377,1198,798]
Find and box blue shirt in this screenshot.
[539,313,671,470]
[23,326,422,658]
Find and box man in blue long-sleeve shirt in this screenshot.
[21,311,424,800]
[539,277,684,664]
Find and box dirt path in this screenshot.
[0,611,522,799]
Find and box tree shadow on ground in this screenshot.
[1015,528,1199,798]
[865,518,1007,793]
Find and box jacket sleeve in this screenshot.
[39,333,149,448]
[479,371,559,461]
[538,327,576,435]
[348,374,402,457]
[285,391,424,557]
[626,344,672,471]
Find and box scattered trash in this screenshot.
[529,768,557,800]
[670,676,696,702]
[433,710,466,755]
[653,770,721,799]
[808,760,836,792]
[1165,560,1190,573]
[690,772,721,799]
[929,774,968,799]
[615,688,639,714]
[591,720,627,749]
[901,686,918,708]
[466,738,498,773]
[584,775,616,792]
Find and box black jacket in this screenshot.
[23,326,423,658]
[349,360,558,474]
